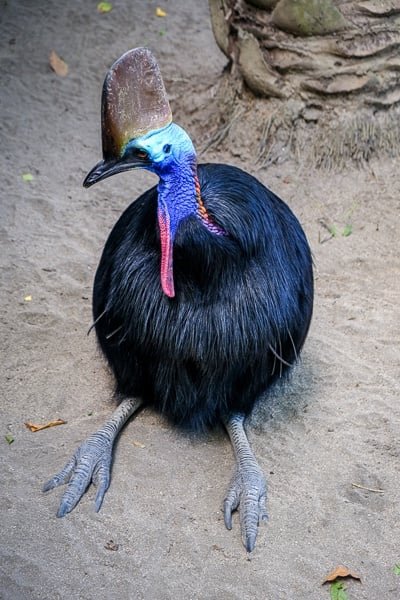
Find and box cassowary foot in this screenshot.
[43,397,143,517]
[223,462,267,553]
[224,413,268,552]
[43,431,113,517]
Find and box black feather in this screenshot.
[93,163,313,432]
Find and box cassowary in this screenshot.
[44,48,313,552]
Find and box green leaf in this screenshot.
[393,564,400,575]
[330,581,349,600]
[22,173,34,182]
[342,224,353,237]
[5,433,14,445]
[97,2,112,13]
[328,224,338,237]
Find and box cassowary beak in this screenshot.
[83,155,149,188]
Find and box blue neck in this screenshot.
[125,123,227,297]
[126,122,226,238]
[157,158,197,240]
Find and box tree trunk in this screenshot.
[208,0,400,167]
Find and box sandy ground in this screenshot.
[1,1,400,599]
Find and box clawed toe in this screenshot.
[43,434,113,517]
[42,456,76,493]
[223,466,267,552]
[43,398,141,518]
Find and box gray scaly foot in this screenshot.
[43,397,142,517]
[223,413,267,552]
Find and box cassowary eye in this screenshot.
[124,146,149,160]
[135,149,149,159]
[163,144,171,154]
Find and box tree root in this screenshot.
[205,0,400,169]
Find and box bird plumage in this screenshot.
[93,163,313,432]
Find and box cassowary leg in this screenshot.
[223,413,267,552]
[43,397,142,517]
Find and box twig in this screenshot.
[351,482,384,494]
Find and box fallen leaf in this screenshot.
[25,419,66,432]
[132,440,146,448]
[49,50,69,77]
[97,1,113,13]
[22,173,34,182]
[323,565,361,584]
[342,224,353,237]
[104,540,119,551]
[328,224,338,237]
[330,581,349,600]
[155,7,167,17]
[5,433,14,445]
[393,564,400,575]
[24,295,32,302]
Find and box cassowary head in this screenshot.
[83,47,196,183]
[83,48,207,298]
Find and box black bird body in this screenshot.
[44,49,314,552]
[94,163,313,432]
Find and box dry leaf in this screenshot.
[323,565,361,584]
[155,7,167,17]
[49,50,69,77]
[132,440,146,448]
[104,540,119,551]
[25,419,66,432]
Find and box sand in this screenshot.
[1,1,400,599]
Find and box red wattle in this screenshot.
[158,205,175,298]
